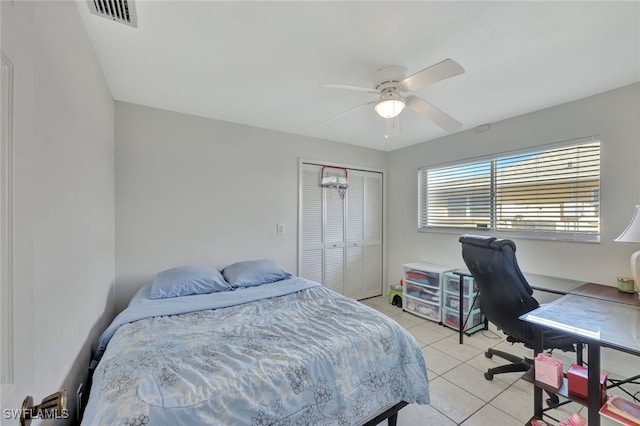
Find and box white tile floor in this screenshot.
[360,295,640,426]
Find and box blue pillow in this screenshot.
[150,265,231,299]
[222,259,292,288]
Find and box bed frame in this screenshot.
[362,401,408,426]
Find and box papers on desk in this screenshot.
[524,314,601,339]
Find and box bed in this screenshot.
[82,261,430,425]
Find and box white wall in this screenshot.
[114,102,387,310]
[1,1,115,423]
[115,85,640,310]
[387,83,640,288]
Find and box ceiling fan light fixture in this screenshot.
[374,91,405,118]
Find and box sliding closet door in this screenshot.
[299,164,324,283]
[300,163,345,293]
[299,163,382,300]
[323,179,345,293]
[363,172,383,297]
[345,171,382,299]
[345,172,365,299]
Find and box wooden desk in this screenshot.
[526,273,586,296]
[571,283,640,306]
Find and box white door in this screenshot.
[323,180,345,293]
[345,171,382,299]
[299,164,323,284]
[345,171,365,299]
[299,163,382,299]
[1,44,32,422]
[363,172,383,297]
[299,163,345,294]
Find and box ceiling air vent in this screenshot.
[87,0,137,28]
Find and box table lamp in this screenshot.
[615,204,640,295]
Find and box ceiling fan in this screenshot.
[321,59,465,133]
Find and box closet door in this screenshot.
[346,171,382,300]
[323,179,345,294]
[299,163,345,294]
[363,172,383,298]
[299,163,382,299]
[345,172,365,299]
[299,164,324,283]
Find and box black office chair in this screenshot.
[458,235,582,384]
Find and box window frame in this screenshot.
[418,136,601,243]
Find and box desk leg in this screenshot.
[587,343,601,426]
[533,327,543,419]
[459,275,464,344]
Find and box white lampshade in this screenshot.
[615,205,640,243]
[374,91,406,119]
[615,204,640,297]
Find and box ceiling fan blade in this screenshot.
[406,95,462,132]
[321,101,375,125]
[400,59,465,92]
[321,83,379,94]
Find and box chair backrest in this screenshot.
[459,234,539,344]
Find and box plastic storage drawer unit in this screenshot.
[402,262,453,323]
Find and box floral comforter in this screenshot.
[82,279,430,425]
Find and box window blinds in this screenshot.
[419,138,600,241]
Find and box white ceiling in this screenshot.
[76,1,640,152]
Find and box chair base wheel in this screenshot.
[484,372,493,381]
[485,351,493,359]
[546,394,560,408]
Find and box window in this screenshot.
[419,137,601,241]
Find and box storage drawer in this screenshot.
[444,274,477,294]
[404,281,440,303]
[442,309,483,331]
[444,294,480,313]
[404,295,440,322]
[405,269,441,287]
